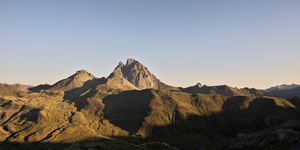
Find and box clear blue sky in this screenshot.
[1,0,300,89]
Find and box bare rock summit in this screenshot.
[109,58,179,90]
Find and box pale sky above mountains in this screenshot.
[0,0,299,89]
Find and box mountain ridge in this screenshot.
[267,86,300,99]
[50,70,97,91]
[181,83,268,98]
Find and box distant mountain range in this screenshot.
[7,60,299,99]
[266,86,300,99]
[1,58,300,150]
[264,83,300,92]
[261,84,300,99]
[14,58,269,97]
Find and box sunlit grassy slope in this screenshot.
[1,82,300,150]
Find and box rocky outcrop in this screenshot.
[264,115,288,128]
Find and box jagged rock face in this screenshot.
[50,70,97,91]
[122,58,160,89]
[108,58,162,89]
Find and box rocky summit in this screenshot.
[1,58,300,150]
[108,58,179,91]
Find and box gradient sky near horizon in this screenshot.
[1,0,300,89]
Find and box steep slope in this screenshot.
[50,70,97,91]
[265,83,300,92]
[181,83,267,98]
[287,96,300,110]
[108,58,179,91]
[267,86,300,99]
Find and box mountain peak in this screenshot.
[126,58,138,65]
[108,58,178,90]
[196,82,202,88]
[72,70,95,79]
[117,61,124,68]
[51,70,97,91]
[75,69,88,75]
